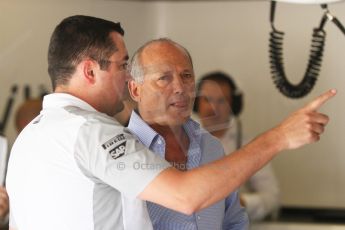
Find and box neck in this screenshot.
[149,122,189,171]
[150,123,184,140]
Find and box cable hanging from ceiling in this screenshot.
[268,0,345,98]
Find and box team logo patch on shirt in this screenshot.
[108,141,126,159]
[102,134,126,150]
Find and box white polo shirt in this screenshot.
[6,93,170,230]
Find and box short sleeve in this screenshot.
[74,116,171,199]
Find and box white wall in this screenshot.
[1,0,345,209]
[0,0,157,143]
[154,0,345,208]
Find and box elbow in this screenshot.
[170,176,211,215]
[176,202,197,215]
[183,203,198,215]
[173,194,202,215]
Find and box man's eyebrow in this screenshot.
[182,69,192,72]
[145,69,172,76]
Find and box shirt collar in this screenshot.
[127,110,160,148]
[43,93,98,113]
[127,110,202,153]
[183,117,201,144]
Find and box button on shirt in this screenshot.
[128,111,249,230]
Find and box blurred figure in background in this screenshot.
[194,71,280,221]
[0,97,42,229]
[15,98,43,133]
[0,185,9,229]
[0,136,8,230]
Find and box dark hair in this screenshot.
[193,71,243,116]
[48,15,125,89]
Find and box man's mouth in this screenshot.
[170,100,188,108]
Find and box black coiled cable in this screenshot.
[269,1,327,98]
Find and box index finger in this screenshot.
[304,89,337,112]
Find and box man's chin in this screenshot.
[167,115,190,127]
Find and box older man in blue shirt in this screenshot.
[127,38,249,230]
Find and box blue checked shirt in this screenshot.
[127,111,249,230]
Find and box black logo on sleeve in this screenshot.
[102,134,127,160]
[108,141,126,159]
[102,134,125,150]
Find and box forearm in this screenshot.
[185,127,284,211]
[141,89,335,213]
[140,128,284,214]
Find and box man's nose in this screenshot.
[172,76,185,94]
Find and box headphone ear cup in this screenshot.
[231,92,243,116]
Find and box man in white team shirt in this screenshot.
[6,15,336,230]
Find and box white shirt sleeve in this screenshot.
[74,118,171,199]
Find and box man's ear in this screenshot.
[128,80,141,103]
[82,60,97,84]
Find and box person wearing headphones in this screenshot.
[194,72,280,221]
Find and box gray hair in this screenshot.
[130,38,193,83]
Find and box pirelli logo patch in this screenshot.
[102,134,126,150]
[102,134,126,159]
